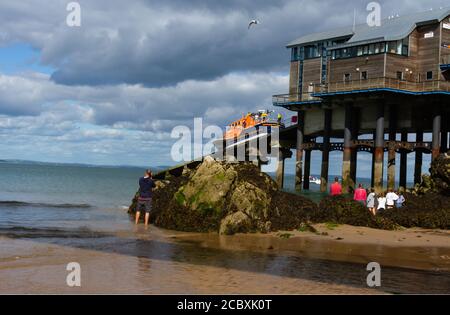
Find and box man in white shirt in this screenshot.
[386,189,399,209]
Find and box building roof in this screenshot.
[287,7,450,48]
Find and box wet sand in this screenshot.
[0,224,449,294]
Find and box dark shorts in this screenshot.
[137,199,152,214]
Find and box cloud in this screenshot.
[0,0,446,167]
[1,0,446,87]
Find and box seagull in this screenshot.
[248,19,260,29]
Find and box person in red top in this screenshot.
[354,184,367,205]
[330,177,342,196]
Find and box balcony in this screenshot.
[273,77,450,107]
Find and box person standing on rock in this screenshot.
[330,177,342,196]
[386,189,399,210]
[135,169,156,227]
[366,188,377,215]
[354,184,367,205]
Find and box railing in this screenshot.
[273,77,450,105]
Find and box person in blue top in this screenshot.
[135,169,156,227]
[396,191,406,208]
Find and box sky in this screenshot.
[0,0,446,178]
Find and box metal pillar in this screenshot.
[374,103,385,193]
[399,132,408,189]
[414,131,423,185]
[342,103,353,193]
[320,109,332,192]
[303,150,311,190]
[295,111,305,191]
[387,105,397,190]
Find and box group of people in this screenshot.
[330,177,406,216]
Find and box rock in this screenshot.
[413,153,450,196]
[315,195,398,230]
[219,211,252,235]
[129,158,318,235]
[180,159,237,213]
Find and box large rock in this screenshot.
[413,153,450,196]
[129,158,317,234]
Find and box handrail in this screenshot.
[273,77,450,104]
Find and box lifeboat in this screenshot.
[214,110,284,150]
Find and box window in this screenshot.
[361,71,368,80]
[291,47,298,61]
[426,71,433,80]
[397,71,404,80]
[344,73,352,82]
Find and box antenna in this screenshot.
[353,8,356,33]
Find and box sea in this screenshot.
[0,160,448,294]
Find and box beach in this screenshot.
[0,224,449,294]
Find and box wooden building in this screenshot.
[273,8,450,193]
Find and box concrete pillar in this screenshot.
[374,103,385,193]
[342,103,353,193]
[399,132,408,189]
[276,149,285,189]
[441,115,448,153]
[295,111,305,191]
[350,108,359,188]
[432,111,441,160]
[320,109,332,192]
[387,105,397,190]
[414,131,423,185]
[303,150,311,190]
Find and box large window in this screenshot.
[331,38,408,60]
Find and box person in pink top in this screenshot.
[330,177,342,196]
[354,184,367,205]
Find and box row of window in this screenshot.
[331,39,409,60]
[340,70,433,82]
[291,39,347,61]
[291,38,409,61]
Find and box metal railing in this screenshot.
[273,77,450,105]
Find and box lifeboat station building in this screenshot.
[273,8,450,193]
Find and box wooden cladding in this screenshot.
[288,15,450,92]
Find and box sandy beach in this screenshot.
[0,224,449,294]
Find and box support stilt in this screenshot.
[374,103,385,193]
[399,132,408,189]
[350,108,359,188]
[295,112,305,191]
[387,105,397,190]
[432,110,441,160]
[303,150,311,190]
[342,103,353,193]
[320,109,332,192]
[414,131,423,185]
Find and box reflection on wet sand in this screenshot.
[0,225,449,294]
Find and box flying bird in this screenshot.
[248,19,260,29]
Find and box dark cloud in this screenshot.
[2,0,445,87]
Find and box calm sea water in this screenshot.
[0,161,146,231]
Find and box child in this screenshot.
[377,192,387,214]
